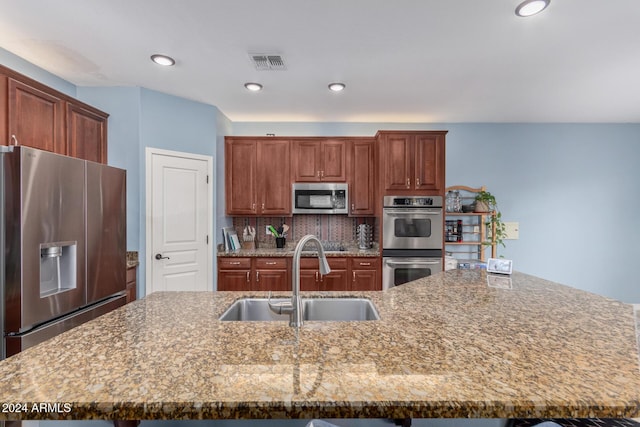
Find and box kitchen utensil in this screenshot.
[282,224,290,236]
[268,225,280,237]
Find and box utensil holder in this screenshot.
[242,241,255,250]
[275,237,286,249]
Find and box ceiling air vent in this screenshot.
[249,54,287,71]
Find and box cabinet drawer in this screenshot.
[299,257,347,269]
[350,258,380,269]
[255,257,287,269]
[218,257,251,269]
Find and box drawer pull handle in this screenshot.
[359,262,371,266]
[266,262,277,265]
[256,271,260,282]
[246,271,250,282]
[230,261,240,265]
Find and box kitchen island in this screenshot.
[1,270,639,421]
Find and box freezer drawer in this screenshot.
[4,294,126,358]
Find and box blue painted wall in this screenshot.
[0,47,76,96]
[76,86,142,251]
[136,88,218,294]
[233,122,640,303]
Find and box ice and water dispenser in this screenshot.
[39,242,77,297]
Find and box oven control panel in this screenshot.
[383,195,443,208]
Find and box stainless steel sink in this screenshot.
[219,297,380,322]
[302,298,380,321]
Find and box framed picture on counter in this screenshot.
[486,258,513,275]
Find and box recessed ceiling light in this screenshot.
[515,0,550,17]
[244,82,263,92]
[328,83,346,92]
[150,54,175,66]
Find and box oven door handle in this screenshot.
[385,260,442,266]
[384,210,442,216]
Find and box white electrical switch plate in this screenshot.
[504,222,519,239]
[266,225,271,235]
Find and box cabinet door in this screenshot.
[258,139,291,215]
[321,139,347,181]
[126,267,137,303]
[293,140,321,181]
[7,78,64,153]
[67,102,108,163]
[350,258,380,291]
[225,139,258,215]
[255,269,289,291]
[320,269,348,291]
[382,134,412,191]
[414,133,444,192]
[218,270,252,291]
[300,270,320,291]
[352,270,379,291]
[350,139,375,216]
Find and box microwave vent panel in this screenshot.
[249,54,287,71]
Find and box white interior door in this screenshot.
[146,148,212,293]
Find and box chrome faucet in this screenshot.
[268,234,331,327]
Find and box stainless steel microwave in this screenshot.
[292,183,349,214]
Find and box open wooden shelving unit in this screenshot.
[444,185,497,263]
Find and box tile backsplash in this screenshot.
[232,215,378,248]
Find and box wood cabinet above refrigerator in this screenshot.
[0,65,108,163]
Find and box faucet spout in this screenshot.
[268,234,331,327]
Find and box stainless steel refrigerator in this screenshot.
[1,146,126,360]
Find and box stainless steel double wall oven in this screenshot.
[382,195,443,289]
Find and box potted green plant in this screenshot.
[474,190,507,250]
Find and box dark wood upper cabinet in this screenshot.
[378,131,446,195]
[258,139,291,216]
[1,65,109,163]
[67,102,108,163]
[414,133,444,192]
[7,77,64,153]
[349,138,376,216]
[225,137,291,216]
[292,139,347,182]
[225,139,258,215]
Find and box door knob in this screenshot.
[155,253,170,260]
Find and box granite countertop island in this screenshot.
[1,270,639,421]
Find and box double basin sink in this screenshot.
[219,297,380,322]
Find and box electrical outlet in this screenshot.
[266,225,271,235]
[504,222,519,239]
[473,225,480,234]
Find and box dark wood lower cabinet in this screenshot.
[217,256,381,292]
[126,266,137,303]
[351,258,381,291]
[217,257,290,291]
[114,421,140,427]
